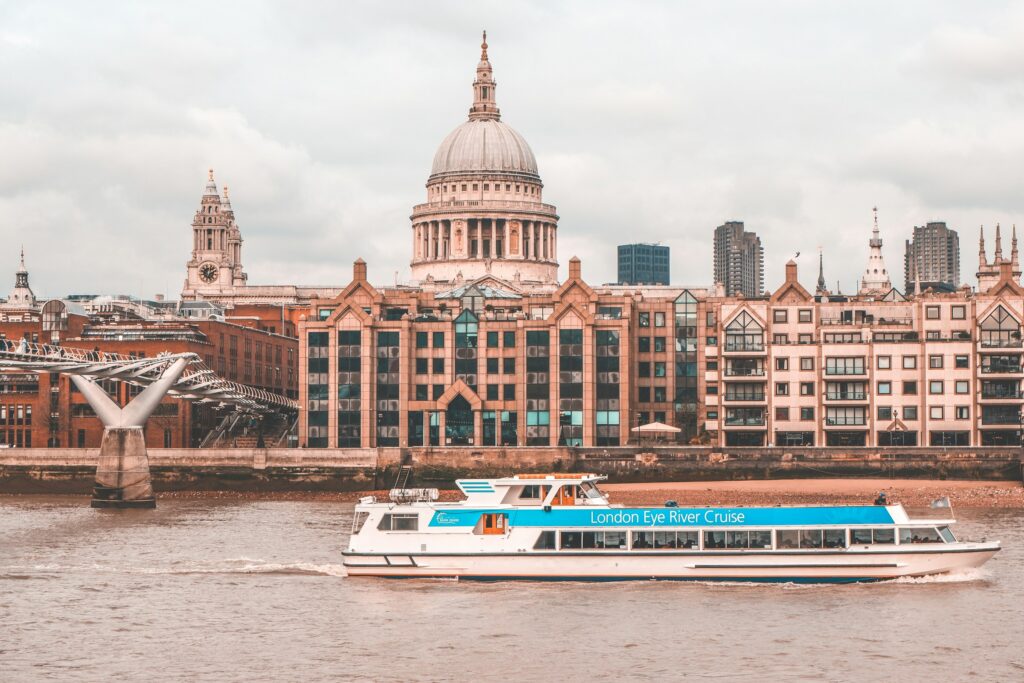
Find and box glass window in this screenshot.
[703,531,726,549]
[654,362,667,377]
[951,306,966,320]
[955,406,969,420]
[773,309,788,323]
[929,381,943,394]
[800,357,814,370]
[776,358,789,371]
[877,355,891,369]
[800,407,815,420]
[926,306,940,320]
[900,527,943,544]
[487,331,499,348]
[503,357,515,374]
[433,331,445,348]
[377,514,419,531]
[654,312,666,327]
[878,381,891,395]
[852,528,894,544]
[929,355,943,369]
[955,355,969,369]
[415,358,428,374]
[639,312,650,327]
[638,337,651,353]
[777,530,799,549]
[433,358,445,374]
[416,331,428,348]
[776,382,789,396]
[503,331,516,347]
[904,406,918,420]
[534,530,556,549]
[930,406,944,419]
[726,530,750,548]
[903,356,917,369]
[799,529,824,548]
[654,337,667,353]
[559,531,582,549]
[955,380,969,394]
[903,381,918,395]
[486,357,499,374]
[824,529,846,548]
[798,309,812,323]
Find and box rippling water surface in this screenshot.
[1,496,1022,682]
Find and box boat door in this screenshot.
[481,513,508,535]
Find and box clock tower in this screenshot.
[182,169,247,300]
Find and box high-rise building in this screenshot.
[617,243,669,285]
[904,222,960,292]
[713,221,764,297]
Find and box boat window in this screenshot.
[519,485,544,500]
[824,530,846,548]
[377,513,419,531]
[726,531,749,548]
[850,529,872,545]
[749,530,772,548]
[872,528,895,544]
[580,531,627,549]
[578,482,604,500]
[560,531,582,549]
[704,531,726,549]
[799,530,824,548]
[677,531,699,549]
[899,527,943,544]
[938,526,956,543]
[534,530,556,549]
[777,530,799,549]
[632,531,654,548]
[351,511,370,535]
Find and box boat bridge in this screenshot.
[0,338,297,507]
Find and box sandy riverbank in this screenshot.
[149,478,1024,508]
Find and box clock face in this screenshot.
[199,263,218,284]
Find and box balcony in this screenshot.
[724,416,766,427]
[825,392,867,401]
[724,393,766,402]
[724,342,765,353]
[412,199,559,215]
[980,363,1023,375]
[723,367,765,377]
[980,338,1024,350]
[825,417,867,426]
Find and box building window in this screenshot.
[706,336,718,346]
[707,360,719,371]
[415,384,428,400]
[800,357,814,371]
[639,312,650,327]
[878,381,891,395]
[798,333,813,344]
[954,355,969,369]
[486,357,499,373]
[638,387,651,403]
[929,381,943,395]
[878,406,892,421]
[654,362,667,377]
[433,358,445,374]
[929,355,943,369]
[800,407,814,421]
[775,407,790,420]
[773,334,789,344]
[926,331,941,340]
[503,384,515,400]
[773,309,788,323]
[654,387,667,402]
[638,337,651,353]
[775,382,789,396]
[486,384,499,400]
[503,357,515,374]
[638,361,650,377]
[955,380,969,394]
[929,406,944,419]
[951,305,966,320]
[926,306,940,320]
[800,382,814,396]
[433,331,445,348]
[433,384,444,399]
[776,358,789,371]
[798,309,812,323]
[415,358,428,374]
[416,331,428,348]
[487,331,499,348]
[654,312,666,327]
[902,356,917,369]
[904,406,918,420]
[706,385,718,395]
[503,331,516,347]
[955,406,969,420]
[877,355,891,370]
[654,337,667,352]
[903,381,918,395]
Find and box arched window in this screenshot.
[725,311,764,352]
[980,306,1021,348]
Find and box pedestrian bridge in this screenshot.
[0,337,297,508]
[0,338,297,413]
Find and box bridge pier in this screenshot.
[72,357,188,509]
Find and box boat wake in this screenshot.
[889,567,991,584]
[143,558,349,577]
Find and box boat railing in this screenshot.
[389,488,440,504]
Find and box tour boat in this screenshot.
[342,474,1000,582]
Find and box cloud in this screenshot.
[0,1,1021,299]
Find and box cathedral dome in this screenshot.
[430,119,538,180]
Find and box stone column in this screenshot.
[503,219,510,258]
[473,410,483,446]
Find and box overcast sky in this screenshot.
[2,1,1024,299]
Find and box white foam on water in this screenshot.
[889,567,991,584]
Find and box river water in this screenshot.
[1,496,1022,682]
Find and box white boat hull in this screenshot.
[343,544,999,582]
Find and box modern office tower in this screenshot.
[904,222,960,292]
[713,221,764,297]
[617,243,670,285]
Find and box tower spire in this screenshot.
[204,168,218,196]
[860,206,891,295]
[469,30,500,121]
[979,225,987,266]
[816,248,827,294]
[1012,224,1019,268]
[995,223,1003,260]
